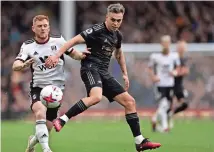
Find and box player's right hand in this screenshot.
[45,55,59,68]
[23,58,34,68]
[152,75,160,83]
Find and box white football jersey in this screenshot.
[149,52,180,87]
[15,35,68,89]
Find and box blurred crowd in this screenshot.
[1,1,214,119]
[76,1,214,43]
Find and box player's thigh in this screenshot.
[30,87,47,116]
[102,77,126,102]
[174,87,185,101]
[80,68,103,98]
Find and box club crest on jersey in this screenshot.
[51,45,57,51]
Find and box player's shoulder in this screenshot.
[91,23,105,31]
[116,30,123,40]
[170,51,179,59]
[150,53,160,59]
[24,38,35,45]
[50,34,62,39]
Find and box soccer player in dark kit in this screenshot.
[45,3,161,151]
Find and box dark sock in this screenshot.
[126,112,141,137]
[174,102,188,114]
[65,100,88,119]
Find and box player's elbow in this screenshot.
[12,63,21,71]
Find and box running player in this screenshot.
[148,35,180,132]
[12,15,88,152]
[171,40,189,116]
[45,3,161,152]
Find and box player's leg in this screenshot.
[152,87,170,132]
[173,88,188,115]
[53,69,103,132]
[103,77,161,151]
[26,106,59,152]
[151,86,162,132]
[26,87,52,152]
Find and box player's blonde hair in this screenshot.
[33,15,49,25]
[161,35,171,42]
[107,3,125,14]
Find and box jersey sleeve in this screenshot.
[15,43,29,62]
[80,26,98,43]
[148,54,155,68]
[116,31,123,49]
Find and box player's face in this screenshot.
[32,19,50,39]
[161,40,171,50]
[161,40,171,54]
[106,12,123,31]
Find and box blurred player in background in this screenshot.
[12,15,88,152]
[148,35,180,133]
[168,40,189,128]
[45,3,161,151]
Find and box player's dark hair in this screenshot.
[107,3,125,14]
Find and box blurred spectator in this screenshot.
[76,1,214,43]
[1,1,214,119]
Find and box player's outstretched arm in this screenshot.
[114,48,129,90]
[69,48,91,60]
[45,34,86,67]
[57,34,85,58]
[12,58,34,71]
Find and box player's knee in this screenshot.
[125,97,136,109]
[35,110,46,120]
[90,95,102,105]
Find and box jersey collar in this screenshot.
[34,36,50,44]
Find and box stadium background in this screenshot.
[1,1,214,152]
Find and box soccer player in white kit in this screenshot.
[148,35,180,132]
[12,15,89,152]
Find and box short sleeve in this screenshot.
[15,43,29,62]
[80,27,98,43]
[148,54,155,68]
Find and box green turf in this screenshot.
[1,119,214,152]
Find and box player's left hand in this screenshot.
[169,70,178,77]
[81,48,91,59]
[123,75,129,91]
[45,55,59,68]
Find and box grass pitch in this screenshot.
[2,119,214,152]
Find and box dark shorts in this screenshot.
[30,87,60,121]
[173,85,187,100]
[154,86,174,102]
[80,68,125,102]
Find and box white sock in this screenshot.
[60,114,69,123]
[152,112,158,123]
[158,98,169,130]
[35,119,50,150]
[29,135,39,149]
[135,135,145,144]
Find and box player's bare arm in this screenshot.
[147,67,160,83]
[45,34,87,66]
[114,48,129,90]
[180,66,189,76]
[12,58,34,71]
